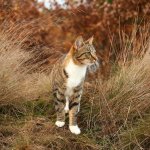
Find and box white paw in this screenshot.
[69,125,81,135]
[55,121,65,127]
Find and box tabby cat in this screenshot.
[51,36,99,134]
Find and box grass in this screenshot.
[0,22,150,150]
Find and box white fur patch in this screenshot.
[64,97,69,113]
[65,59,87,97]
[55,121,65,127]
[69,125,81,135]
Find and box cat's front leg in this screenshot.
[55,109,65,127]
[54,92,66,127]
[69,98,81,135]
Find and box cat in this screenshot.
[51,36,99,134]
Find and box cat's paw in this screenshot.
[55,121,65,127]
[69,125,81,135]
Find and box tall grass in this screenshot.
[0,23,52,113]
[0,22,150,149]
[83,23,150,149]
[0,24,31,106]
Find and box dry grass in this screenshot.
[0,24,32,106]
[0,23,53,107]
[0,22,150,150]
[81,23,150,149]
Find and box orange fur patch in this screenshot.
[63,46,83,67]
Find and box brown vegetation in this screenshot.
[0,0,150,150]
[0,0,149,76]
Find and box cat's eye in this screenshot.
[86,52,92,59]
[86,52,91,56]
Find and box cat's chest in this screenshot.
[67,71,85,87]
[65,60,87,96]
[65,74,84,97]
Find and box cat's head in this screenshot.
[72,36,99,66]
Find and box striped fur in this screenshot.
[51,36,98,134]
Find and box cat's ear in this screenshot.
[74,36,84,50]
[86,36,94,45]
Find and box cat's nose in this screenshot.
[93,57,98,63]
[93,59,96,62]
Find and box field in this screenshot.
[0,0,150,150]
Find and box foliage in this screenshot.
[0,0,150,150]
[0,0,149,77]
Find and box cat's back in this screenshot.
[50,54,67,89]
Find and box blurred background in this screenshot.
[0,0,149,77]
